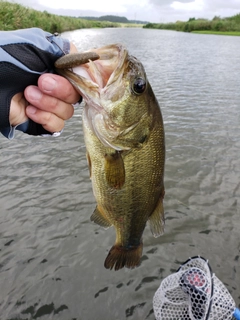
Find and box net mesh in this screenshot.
[153,256,235,320]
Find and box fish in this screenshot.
[55,44,165,271]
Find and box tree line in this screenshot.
[144,14,240,33]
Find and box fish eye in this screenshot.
[132,77,146,94]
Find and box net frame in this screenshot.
[153,256,236,320]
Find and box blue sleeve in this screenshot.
[0,28,71,138]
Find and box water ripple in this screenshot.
[1,29,240,319]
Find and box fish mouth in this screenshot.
[57,44,132,150]
[76,44,127,90]
[59,44,128,108]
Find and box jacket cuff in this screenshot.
[1,119,63,139]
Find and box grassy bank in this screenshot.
[119,23,144,28]
[144,14,240,36]
[192,30,240,36]
[0,1,120,32]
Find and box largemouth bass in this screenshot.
[55,44,165,271]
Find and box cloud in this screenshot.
[6,0,240,23]
[38,0,149,13]
[206,0,240,10]
[171,0,204,12]
[203,0,240,18]
[149,0,190,5]
[148,0,240,21]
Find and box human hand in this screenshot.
[10,73,80,133]
[0,28,81,138]
[9,42,80,134]
[25,74,80,133]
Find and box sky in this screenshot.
[8,0,240,23]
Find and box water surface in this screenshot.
[1,28,240,319]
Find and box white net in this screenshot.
[153,256,236,320]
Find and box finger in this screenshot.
[70,42,78,53]
[39,73,80,104]
[26,105,65,133]
[24,86,74,120]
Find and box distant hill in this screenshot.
[81,15,149,24]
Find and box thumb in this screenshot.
[10,92,28,126]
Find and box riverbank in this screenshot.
[144,14,240,36]
[192,30,240,36]
[0,1,120,32]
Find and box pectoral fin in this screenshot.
[90,206,112,229]
[148,195,165,238]
[104,151,125,189]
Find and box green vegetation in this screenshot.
[192,30,240,36]
[0,1,120,32]
[82,15,129,23]
[144,14,240,36]
[120,23,145,28]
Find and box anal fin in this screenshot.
[148,195,165,238]
[90,206,112,229]
[104,151,125,189]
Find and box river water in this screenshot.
[1,28,240,319]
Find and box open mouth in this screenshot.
[54,44,131,150]
[56,44,128,93]
[76,44,127,89]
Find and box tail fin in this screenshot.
[104,243,143,271]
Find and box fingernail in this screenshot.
[26,106,37,115]
[27,87,42,100]
[42,76,57,92]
